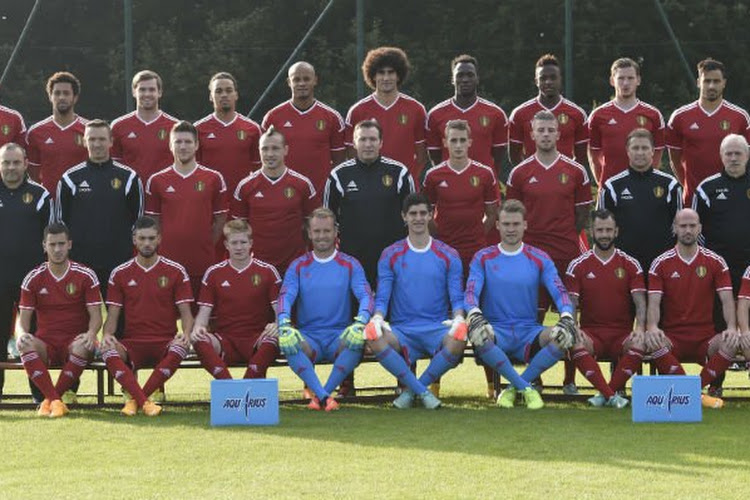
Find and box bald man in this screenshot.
[262,62,346,196]
[645,209,740,408]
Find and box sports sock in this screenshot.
[609,347,644,392]
[571,348,614,398]
[563,358,577,386]
[193,339,231,379]
[21,351,60,401]
[54,353,88,395]
[650,347,686,375]
[142,344,188,397]
[286,350,328,400]
[374,345,427,395]
[101,349,147,406]
[521,344,564,383]
[475,342,530,390]
[700,351,733,387]
[244,340,279,379]
[418,348,461,386]
[323,348,361,394]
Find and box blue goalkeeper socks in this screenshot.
[521,343,564,383]
[418,348,461,386]
[286,351,328,400]
[323,347,361,394]
[476,342,530,390]
[375,345,428,395]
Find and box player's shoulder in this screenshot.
[721,100,750,120]
[348,94,375,112]
[558,153,588,175]
[427,98,454,116]
[522,243,553,262]
[397,92,426,112]
[650,247,678,271]
[233,113,261,130]
[560,97,588,118]
[203,259,229,278]
[110,258,137,277]
[61,160,90,180]
[651,168,678,184]
[696,172,722,191]
[334,250,363,267]
[636,100,663,115]
[509,155,537,177]
[566,249,594,273]
[380,155,410,173]
[158,111,179,124]
[431,238,460,258]
[381,238,410,259]
[476,97,507,117]
[589,100,615,117]
[509,97,538,119]
[23,178,50,197]
[472,244,502,263]
[698,246,728,265]
[110,111,138,128]
[22,263,49,286]
[669,101,699,120]
[70,261,99,282]
[252,258,282,281]
[469,160,496,177]
[193,113,214,127]
[288,252,315,273]
[330,158,358,178]
[423,162,449,181]
[286,168,315,188]
[196,163,225,179]
[159,256,189,276]
[0,104,24,120]
[147,165,175,182]
[604,168,631,187]
[614,248,643,269]
[111,160,137,176]
[26,116,55,134]
[313,100,344,119]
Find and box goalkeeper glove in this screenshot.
[467,309,494,346]
[551,312,577,349]
[278,318,303,356]
[447,315,468,341]
[340,315,367,350]
[364,314,387,340]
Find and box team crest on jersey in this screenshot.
[157,276,169,288]
[614,267,626,279]
[158,128,168,140]
[398,114,408,125]
[195,180,206,192]
[696,266,707,278]
[315,119,326,131]
[636,115,648,127]
[558,173,569,184]
[469,175,480,187]
[479,116,490,127]
[237,129,247,141]
[111,178,122,190]
[382,174,394,187]
[251,273,262,286]
[65,282,77,295]
[557,113,569,125]
[719,120,731,131]
[21,192,34,204]
[653,186,665,198]
[283,187,295,199]
[74,133,84,146]
[0,124,9,136]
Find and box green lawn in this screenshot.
[1,360,748,499]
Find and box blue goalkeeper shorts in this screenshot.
[490,323,545,363]
[301,329,344,363]
[390,323,450,364]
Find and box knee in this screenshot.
[16,334,34,354]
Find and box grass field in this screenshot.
[2,359,749,500]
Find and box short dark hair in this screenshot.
[85,119,111,138]
[451,54,478,72]
[362,46,410,90]
[46,71,81,96]
[43,222,70,240]
[209,72,238,91]
[402,192,432,214]
[697,58,726,78]
[132,70,163,90]
[499,199,526,218]
[445,119,471,138]
[353,119,382,140]
[591,209,616,225]
[535,53,559,69]
[610,57,640,77]
[626,128,654,148]
[170,121,198,141]
[134,216,160,233]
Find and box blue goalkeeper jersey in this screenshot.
[278,250,374,332]
[465,243,573,327]
[375,237,464,326]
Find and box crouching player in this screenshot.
[277,208,374,411]
[100,216,194,416]
[16,223,102,417]
[735,266,750,373]
[565,210,646,408]
[465,199,576,409]
[646,209,740,408]
[190,220,281,379]
[365,193,466,409]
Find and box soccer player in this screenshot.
[277,207,374,411]
[598,128,682,275]
[195,72,261,194]
[101,216,193,416]
[735,266,750,370]
[262,62,346,195]
[0,143,53,399]
[16,223,102,417]
[145,121,228,299]
[364,193,465,409]
[426,55,507,173]
[667,58,750,204]
[324,119,415,287]
[345,47,427,182]
[191,219,281,380]
[587,58,665,185]
[25,71,88,192]
[111,70,179,182]
[231,126,316,275]
[646,209,739,408]
[565,210,646,408]
[508,54,588,165]
[56,119,143,295]
[0,103,26,148]
[465,199,576,409]
[423,119,499,273]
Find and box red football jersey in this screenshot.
[666,100,750,203]
[25,116,88,193]
[426,98,508,170]
[423,160,499,265]
[506,154,592,262]
[345,93,427,179]
[107,256,193,341]
[19,261,102,343]
[198,258,281,339]
[509,97,588,160]
[111,111,178,182]
[587,100,665,184]
[648,246,731,332]
[231,168,316,273]
[566,249,645,330]
[0,104,26,147]
[737,265,750,301]
[145,164,228,277]
[194,112,261,194]
[262,100,345,194]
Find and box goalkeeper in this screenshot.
[465,199,576,410]
[276,208,374,412]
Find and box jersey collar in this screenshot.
[313,249,337,263]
